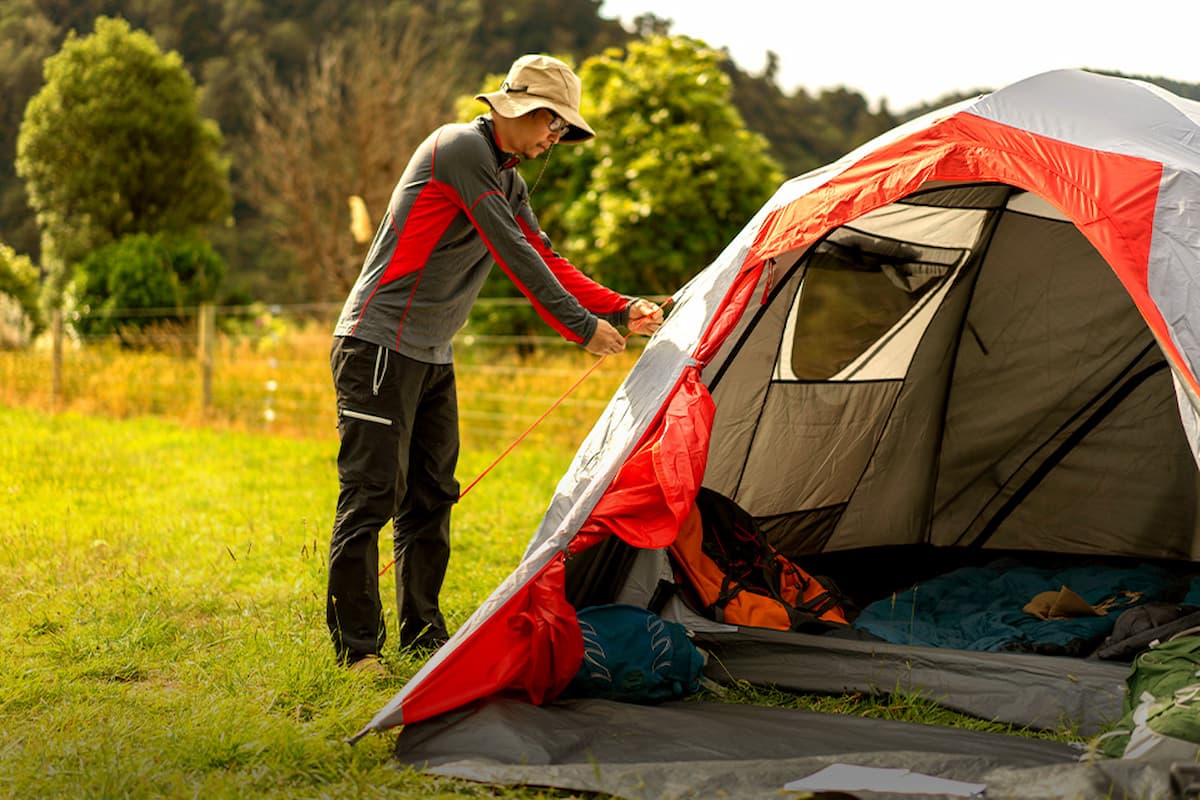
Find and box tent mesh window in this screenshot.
[782,231,961,381]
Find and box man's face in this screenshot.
[510,108,567,160]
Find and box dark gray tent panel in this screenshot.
[396,698,1176,800]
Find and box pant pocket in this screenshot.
[337,407,399,484]
[339,407,394,426]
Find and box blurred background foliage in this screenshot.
[70,232,225,339]
[0,0,1197,341]
[16,15,230,314]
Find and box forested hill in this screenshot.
[2,0,1196,302]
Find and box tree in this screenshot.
[543,35,784,296]
[722,60,896,178]
[16,15,231,307]
[0,1,60,259]
[70,232,225,340]
[238,7,471,301]
[461,0,630,75]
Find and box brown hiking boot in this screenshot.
[348,654,387,677]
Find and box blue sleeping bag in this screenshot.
[853,559,1182,652]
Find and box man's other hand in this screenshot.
[628,299,663,336]
[584,319,626,356]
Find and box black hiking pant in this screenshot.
[327,336,459,663]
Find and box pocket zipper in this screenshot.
[341,408,393,426]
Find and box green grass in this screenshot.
[0,403,1084,798]
[0,405,585,799]
[709,681,1076,743]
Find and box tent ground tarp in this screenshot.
[393,697,1176,800]
[693,627,1130,735]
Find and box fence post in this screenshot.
[198,302,215,413]
[50,307,63,407]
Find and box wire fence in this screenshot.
[0,299,647,452]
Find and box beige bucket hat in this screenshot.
[476,54,595,142]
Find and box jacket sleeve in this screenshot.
[514,201,631,328]
[433,130,604,344]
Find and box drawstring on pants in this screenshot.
[372,345,388,396]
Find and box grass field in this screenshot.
[0,404,589,798]
[0,333,1084,798]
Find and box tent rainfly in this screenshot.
[356,68,1200,798]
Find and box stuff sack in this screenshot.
[566,604,705,704]
[1095,602,1200,661]
[669,488,847,631]
[1097,634,1200,760]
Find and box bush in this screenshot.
[0,294,33,349]
[71,233,225,341]
[169,236,226,307]
[0,243,42,345]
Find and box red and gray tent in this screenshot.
[354,70,1200,790]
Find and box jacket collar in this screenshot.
[477,116,520,170]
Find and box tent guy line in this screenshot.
[377,298,673,578]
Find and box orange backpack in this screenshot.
[669,489,847,630]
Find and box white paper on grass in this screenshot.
[783,764,986,796]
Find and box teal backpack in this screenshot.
[566,604,705,704]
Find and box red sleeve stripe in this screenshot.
[493,260,582,342]
[470,190,505,211]
[440,182,583,343]
[515,217,628,314]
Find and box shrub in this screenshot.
[0,243,42,345]
[71,233,225,342]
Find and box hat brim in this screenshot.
[476,91,595,142]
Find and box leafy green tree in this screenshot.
[16,15,231,308]
[547,35,784,296]
[70,232,225,339]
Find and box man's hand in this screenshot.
[584,319,626,356]
[627,298,664,336]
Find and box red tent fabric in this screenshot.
[385,555,582,727]
[579,366,715,549]
[372,367,715,728]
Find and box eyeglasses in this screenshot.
[502,82,571,134]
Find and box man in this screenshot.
[327,54,663,673]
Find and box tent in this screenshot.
[356,69,1200,797]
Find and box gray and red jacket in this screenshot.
[333,116,631,364]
